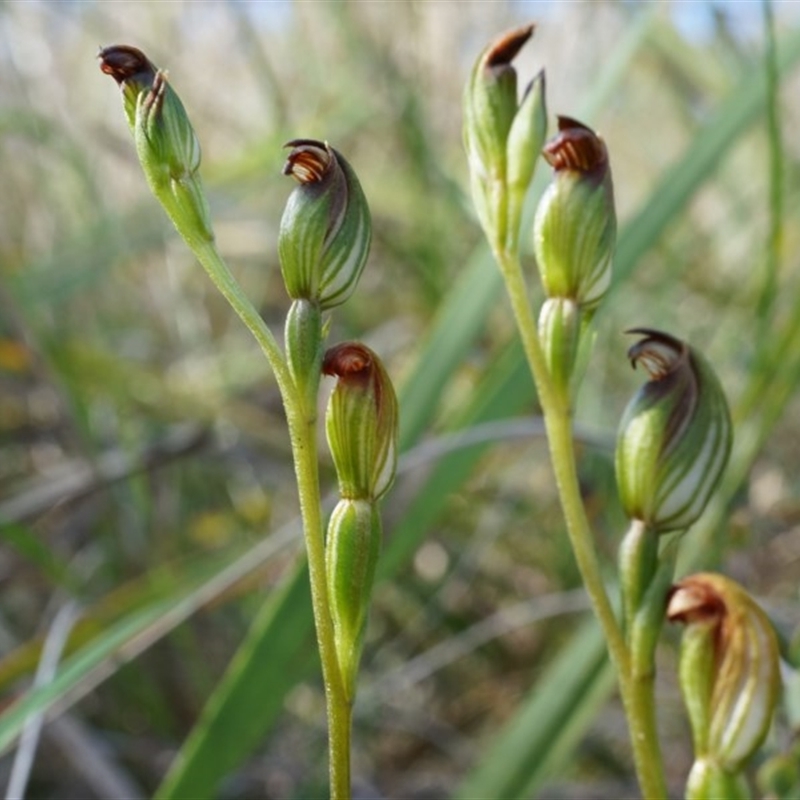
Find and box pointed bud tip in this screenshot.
[484,23,535,68]
[282,139,333,184]
[543,116,608,173]
[521,68,546,98]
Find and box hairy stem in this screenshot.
[494,243,668,797]
[154,190,296,404]
[494,247,627,668]
[156,190,352,797]
[286,406,351,799]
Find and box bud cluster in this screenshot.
[99,45,213,242]
[322,342,398,701]
[278,137,382,704]
[102,42,396,761]
[463,24,547,250]
[668,573,781,798]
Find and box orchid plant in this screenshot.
[98,23,785,800]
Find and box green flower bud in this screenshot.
[463,25,530,185]
[533,117,615,309]
[323,342,398,502]
[668,573,781,793]
[615,329,732,534]
[326,498,381,702]
[98,45,212,241]
[285,299,323,406]
[538,297,581,401]
[463,25,546,248]
[507,69,547,199]
[279,140,371,310]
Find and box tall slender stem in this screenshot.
[493,244,670,797]
[286,406,351,799]
[623,546,676,800]
[158,192,352,797]
[154,191,296,404]
[494,247,627,668]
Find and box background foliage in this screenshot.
[1,1,800,798]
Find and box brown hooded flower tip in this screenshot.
[278,140,371,309]
[98,44,156,87]
[483,24,535,73]
[283,139,334,185]
[543,116,608,176]
[667,572,781,793]
[533,116,615,308]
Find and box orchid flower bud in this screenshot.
[285,298,323,407]
[538,297,581,401]
[279,140,371,310]
[533,117,615,310]
[668,573,782,798]
[506,69,547,204]
[326,498,381,702]
[323,342,398,502]
[463,25,547,248]
[615,329,732,534]
[99,45,212,242]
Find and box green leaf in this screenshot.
[0,597,174,756]
[155,559,316,800]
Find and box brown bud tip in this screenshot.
[484,24,535,69]
[282,139,333,184]
[322,341,373,381]
[98,44,156,85]
[543,116,608,173]
[667,577,727,625]
[625,328,688,381]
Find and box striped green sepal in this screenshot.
[279,140,371,310]
[615,329,732,534]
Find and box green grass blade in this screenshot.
[382,340,533,579]
[155,559,316,800]
[611,23,800,290]
[0,598,174,756]
[454,618,614,800]
[397,244,502,450]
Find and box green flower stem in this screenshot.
[626,544,678,799]
[154,190,352,798]
[494,248,626,661]
[493,246,668,799]
[152,189,295,402]
[619,519,658,630]
[286,405,352,800]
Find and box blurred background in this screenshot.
[2,1,800,797]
